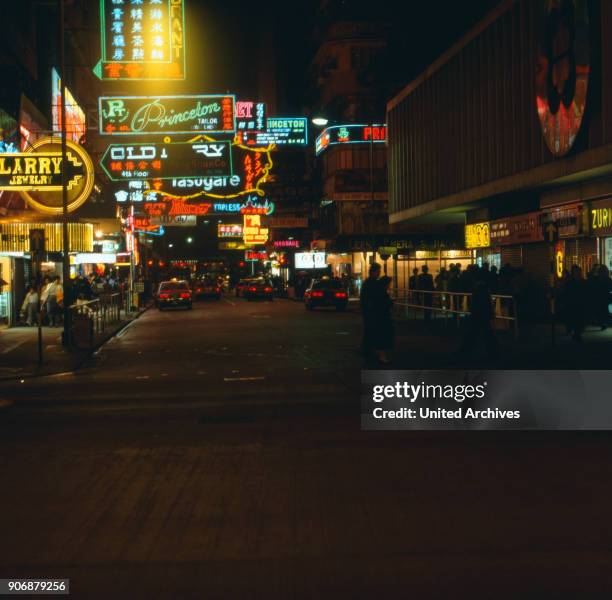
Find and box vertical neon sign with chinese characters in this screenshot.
[97,0,186,80]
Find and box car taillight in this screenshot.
[311,291,324,297]
[180,292,191,299]
[159,293,170,299]
[248,286,257,292]
[216,287,221,293]
[264,287,272,292]
[335,291,347,298]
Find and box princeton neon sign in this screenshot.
[99,95,236,135]
[315,124,387,155]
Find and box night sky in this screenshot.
[182,0,504,113]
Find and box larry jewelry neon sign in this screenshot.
[99,95,236,135]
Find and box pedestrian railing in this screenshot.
[391,288,519,339]
[69,292,124,347]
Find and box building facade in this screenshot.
[388,0,612,288]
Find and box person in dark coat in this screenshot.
[459,280,499,358]
[593,265,612,330]
[360,262,382,360]
[417,265,435,322]
[562,265,588,342]
[373,276,394,364]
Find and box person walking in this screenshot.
[594,265,612,330]
[20,286,39,326]
[360,262,382,361]
[373,275,394,364]
[417,265,435,322]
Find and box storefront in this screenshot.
[589,197,612,271]
[0,221,93,326]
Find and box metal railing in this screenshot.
[69,292,124,346]
[391,288,519,339]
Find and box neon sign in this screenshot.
[51,68,86,144]
[0,137,94,215]
[315,124,387,155]
[239,117,308,146]
[274,240,300,248]
[100,141,233,181]
[235,101,266,131]
[245,250,267,261]
[217,223,243,238]
[243,214,269,245]
[96,0,186,80]
[465,222,490,249]
[99,95,235,135]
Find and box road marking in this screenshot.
[223,376,266,382]
[1,339,28,355]
[224,299,236,307]
[135,375,150,380]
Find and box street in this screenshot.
[1,298,612,598]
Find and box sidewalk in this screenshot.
[0,308,147,381]
[389,313,612,369]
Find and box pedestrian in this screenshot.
[593,265,612,330]
[417,264,435,322]
[562,265,588,342]
[408,267,419,303]
[373,275,394,364]
[45,275,62,327]
[20,285,39,326]
[459,279,499,358]
[360,262,382,361]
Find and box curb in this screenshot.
[0,305,151,383]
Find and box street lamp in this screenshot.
[312,116,329,127]
[168,243,174,248]
[186,237,193,244]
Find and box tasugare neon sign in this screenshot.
[99,95,236,135]
[315,124,387,155]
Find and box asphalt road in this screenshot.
[1,297,611,598]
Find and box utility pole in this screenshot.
[60,0,72,346]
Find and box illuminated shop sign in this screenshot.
[245,250,267,261]
[219,241,247,250]
[544,203,586,238]
[96,0,186,80]
[0,222,93,253]
[589,200,612,236]
[243,214,269,245]
[239,117,308,146]
[150,215,196,227]
[0,136,94,215]
[535,0,589,157]
[315,124,387,155]
[51,68,86,143]
[273,240,300,248]
[141,197,275,217]
[0,108,19,153]
[100,141,233,181]
[74,252,117,265]
[465,222,490,249]
[295,252,326,269]
[217,223,243,238]
[235,101,265,131]
[490,212,544,245]
[99,95,235,135]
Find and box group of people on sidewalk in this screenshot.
[20,276,63,327]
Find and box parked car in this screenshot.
[304,278,348,311]
[235,278,257,298]
[156,280,193,310]
[243,278,274,301]
[193,277,221,300]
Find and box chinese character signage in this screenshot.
[238,118,308,146]
[235,101,266,131]
[51,68,86,143]
[97,0,186,80]
[99,95,236,135]
[100,140,233,181]
[243,214,269,245]
[315,124,386,155]
[140,197,275,217]
[465,222,490,249]
[217,223,243,238]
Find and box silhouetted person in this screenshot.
[408,267,419,303]
[562,265,587,342]
[417,265,435,322]
[460,280,498,358]
[360,262,382,361]
[593,265,612,330]
[373,276,394,364]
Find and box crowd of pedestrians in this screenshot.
[19,270,125,327]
